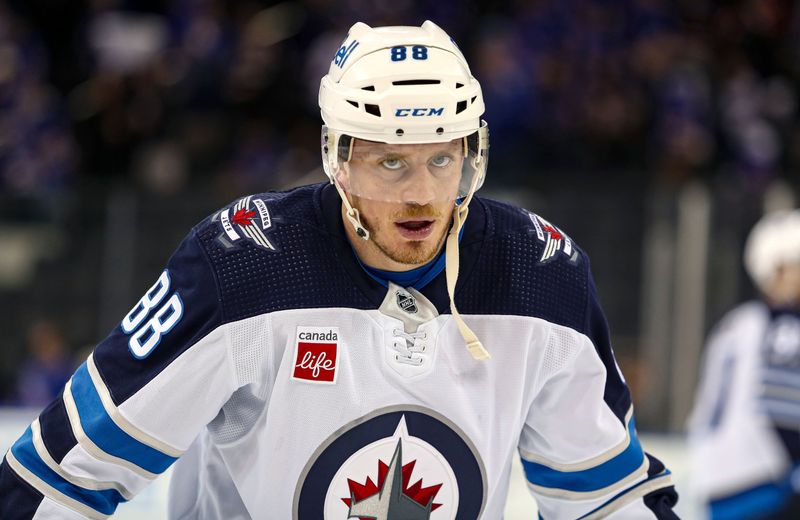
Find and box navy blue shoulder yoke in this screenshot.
[193,184,593,338]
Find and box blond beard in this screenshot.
[353,197,451,266]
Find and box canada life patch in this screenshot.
[292,326,340,384]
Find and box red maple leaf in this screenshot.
[341,458,442,515]
[232,208,257,227]
[542,224,562,240]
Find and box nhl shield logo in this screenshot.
[396,290,418,314]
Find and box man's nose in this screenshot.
[399,163,438,206]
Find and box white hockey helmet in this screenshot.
[744,209,800,293]
[319,21,488,213]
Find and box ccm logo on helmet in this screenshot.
[395,107,445,117]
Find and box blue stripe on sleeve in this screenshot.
[521,417,645,493]
[11,426,125,516]
[70,362,177,474]
[709,480,790,520]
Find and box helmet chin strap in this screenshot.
[445,172,490,361]
[329,131,369,240]
[333,179,370,240]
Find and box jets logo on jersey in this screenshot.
[216,196,276,251]
[342,428,443,518]
[293,327,340,384]
[528,213,577,264]
[293,406,486,520]
[396,290,418,314]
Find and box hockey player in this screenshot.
[0,21,678,519]
[688,210,800,519]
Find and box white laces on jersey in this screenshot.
[392,329,427,365]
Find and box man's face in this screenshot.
[341,138,464,266]
[768,262,800,307]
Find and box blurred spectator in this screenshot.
[3,0,800,191]
[14,320,75,408]
[0,1,76,222]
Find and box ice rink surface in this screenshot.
[0,408,700,519]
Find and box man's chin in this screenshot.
[389,248,439,266]
[380,234,444,266]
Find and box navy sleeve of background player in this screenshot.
[759,310,800,462]
[0,230,239,519]
[517,260,678,519]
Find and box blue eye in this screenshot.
[431,155,452,167]
[381,157,403,170]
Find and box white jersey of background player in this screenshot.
[688,210,800,519]
[1,21,678,519]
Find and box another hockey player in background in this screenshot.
[689,209,800,519]
[1,21,678,518]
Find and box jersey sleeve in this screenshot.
[518,270,678,519]
[0,230,238,519]
[759,310,800,462]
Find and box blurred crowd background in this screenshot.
[0,0,799,431]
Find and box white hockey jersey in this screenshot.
[688,301,800,519]
[1,183,677,519]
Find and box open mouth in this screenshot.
[395,219,435,240]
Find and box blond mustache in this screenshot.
[391,205,444,220]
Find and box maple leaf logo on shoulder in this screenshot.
[342,438,442,520]
[541,223,562,241]
[216,196,277,251]
[528,212,577,264]
[232,208,257,227]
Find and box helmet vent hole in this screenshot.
[436,127,444,135]
[392,79,440,86]
[364,104,381,117]
[456,100,468,114]
[456,82,464,89]
[471,96,477,104]
[347,100,359,108]
[396,129,404,136]
[361,85,375,91]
